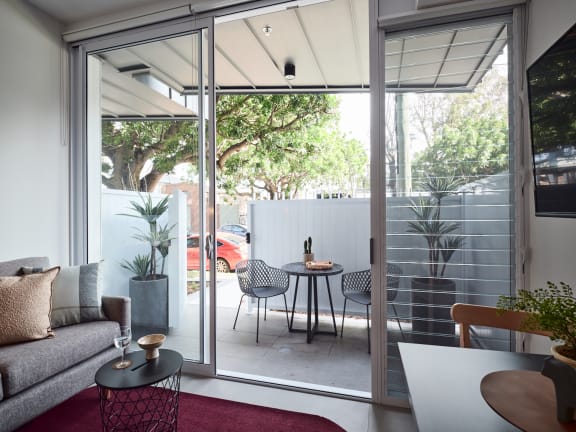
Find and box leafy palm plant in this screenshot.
[407,175,465,279]
[120,194,176,280]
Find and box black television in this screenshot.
[527,21,576,217]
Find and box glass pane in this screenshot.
[384,19,514,398]
[88,30,208,363]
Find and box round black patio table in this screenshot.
[281,262,343,343]
[95,348,183,432]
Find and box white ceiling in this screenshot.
[25,0,192,25]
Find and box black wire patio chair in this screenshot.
[340,263,404,353]
[233,259,290,343]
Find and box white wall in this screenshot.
[0,1,68,265]
[525,0,576,354]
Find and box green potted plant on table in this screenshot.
[407,175,465,343]
[120,194,176,337]
[498,282,576,423]
[498,281,576,365]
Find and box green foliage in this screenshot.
[120,193,176,279]
[102,120,198,191]
[497,282,576,349]
[407,174,465,279]
[120,254,150,280]
[216,94,353,199]
[217,101,368,199]
[410,69,509,185]
[412,115,508,184]
[101,94,351,197]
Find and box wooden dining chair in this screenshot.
[450,303,552,348]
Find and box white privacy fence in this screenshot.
[247,184,513,330]
[98,183,513,339]
[247,198,371,315]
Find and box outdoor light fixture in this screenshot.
[284,62,296,80]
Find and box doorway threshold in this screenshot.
[216,368,371,401]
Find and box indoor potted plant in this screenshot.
[120,193,175,337]
[498,282,576,423]
[497,281,576,365]
[407,174,465,342]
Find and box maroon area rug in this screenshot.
[17,387,346,432]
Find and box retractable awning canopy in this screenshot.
[93,0,507,118]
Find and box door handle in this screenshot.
[206,234,214,259]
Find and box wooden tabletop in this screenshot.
[399,343,549,432]
[481,370,576,432]
[281,262,343,277]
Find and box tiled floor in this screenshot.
[179,374,418,432]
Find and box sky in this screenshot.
[337,93,370,150]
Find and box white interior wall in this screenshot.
[525,0,576,354]
[0,1,68,265]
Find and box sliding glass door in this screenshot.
[79,18,216,371]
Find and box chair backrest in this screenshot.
[236,259,270,295]
[342,269,371,295]
[341,264,402,301]
[450,303,553,348]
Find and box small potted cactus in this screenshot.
[303,236,314,263]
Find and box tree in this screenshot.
[101,94,336,193]
[411,115,508,185]
[218,117,368,200]
[410,69,509,185]
[102,120,198,191]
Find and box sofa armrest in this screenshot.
[102,296,131,328]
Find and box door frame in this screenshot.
[70,16,217,376]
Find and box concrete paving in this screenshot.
[159,272,409,396]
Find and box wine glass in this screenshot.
[112,326,132,369]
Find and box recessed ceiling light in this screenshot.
[262,25,272,36]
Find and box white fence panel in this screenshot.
[248,198,371,314]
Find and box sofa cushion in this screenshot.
[0,267,60,347]
[0,321,119,399]
[20,262,107,328]
[0,257,49,276]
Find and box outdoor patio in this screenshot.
[158,272,409,397]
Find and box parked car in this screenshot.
[187,234,247,273]
[218,224,248,238]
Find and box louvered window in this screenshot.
[383,17,515,398]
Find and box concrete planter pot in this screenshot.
[411,277,456,345]
[129,275,169,339]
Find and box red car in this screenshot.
[187,234,247,272]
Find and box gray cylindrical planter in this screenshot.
[129,275,169,339]
[411,277,456,346]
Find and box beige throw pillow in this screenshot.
[0,267,59,346]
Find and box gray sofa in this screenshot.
[0,257,131,432]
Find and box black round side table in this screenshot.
[95,349,183,432]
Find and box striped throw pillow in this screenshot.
[20,262,106,328]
